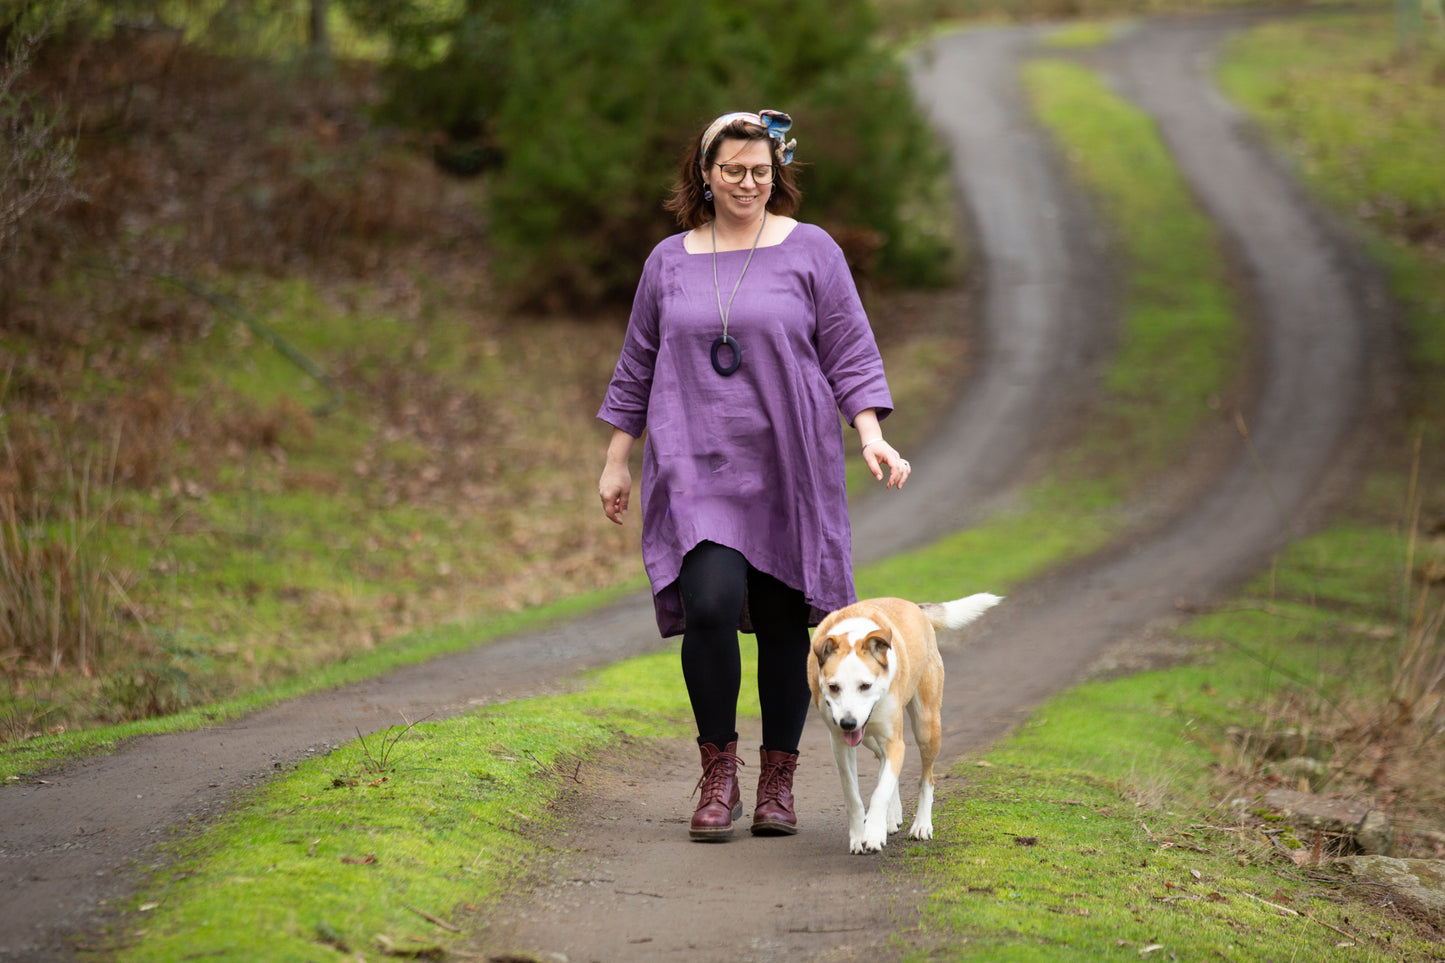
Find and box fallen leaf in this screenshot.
[341,853,377,865]
[405,904,461,932]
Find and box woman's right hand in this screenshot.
[599,462,632,524]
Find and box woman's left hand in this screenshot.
[862,438,911,490]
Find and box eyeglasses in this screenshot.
[714,163,776,184]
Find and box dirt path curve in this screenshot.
[0,13,1391,962]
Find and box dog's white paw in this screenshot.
[853,823,889,853]
[851,834,886,854]
[908,820,934,841]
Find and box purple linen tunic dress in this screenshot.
[598,223,893,637]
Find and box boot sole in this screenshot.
[688,826,735,841]
[749,820,798,836]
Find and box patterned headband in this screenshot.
[700,109,796,166]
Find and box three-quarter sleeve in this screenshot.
[597,251,663,437]
[812,239,893,426]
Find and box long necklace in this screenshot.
[710,210,767,377]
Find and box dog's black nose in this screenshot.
[840,717,857,731]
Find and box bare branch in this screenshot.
[0,0,84,259]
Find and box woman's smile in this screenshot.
[708,138,773,226]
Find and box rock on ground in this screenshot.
[1332,856,1445,928]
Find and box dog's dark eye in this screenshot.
[859,683,871,691]
[828,684,841,694]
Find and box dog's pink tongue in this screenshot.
[843,729,864,747]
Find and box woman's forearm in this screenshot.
[606,427,637,465]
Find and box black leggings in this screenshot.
[677,541,812,754]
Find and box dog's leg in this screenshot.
[888,770,904,837]
[860,739,904,852]
[829,735,868,853]
[906,689,943,841]
[862,733,903,835]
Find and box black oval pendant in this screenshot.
[710,334,742,376]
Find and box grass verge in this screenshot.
[0,583,642,782]
[901,527,1443,960]
[901,634,1442,958]
[100,646,704,962]
[1216,11,1445,468]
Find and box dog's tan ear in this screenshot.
[866,628,893,666]
[812,632,838,665]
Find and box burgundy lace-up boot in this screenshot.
[690,741,744,841]
[750,748,799,836]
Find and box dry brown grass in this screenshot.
[0,414,129,676]
[1215,512,1445,862]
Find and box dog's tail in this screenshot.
[921,593,1003,631]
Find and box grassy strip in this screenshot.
[0,582,643,782]
[862,54,1242,602]
[1216,12,1445,460]
[106,646,711,961]
[899,533,1441,960]
[1023,57,1237,479]
[99,501,1125,962]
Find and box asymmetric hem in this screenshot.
[598,223,893,637]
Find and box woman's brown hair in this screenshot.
[663,116,802,230]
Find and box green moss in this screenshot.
[909,583,1438,960]
[107,643,712,962]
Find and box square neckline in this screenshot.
[681,218,802,255]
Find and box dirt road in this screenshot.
[0,13,1392,962]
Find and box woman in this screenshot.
[596,109,911,841]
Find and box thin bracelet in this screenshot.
[861,438,886,453]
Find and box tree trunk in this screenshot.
[308,0,329,59]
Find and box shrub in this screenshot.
[0,0,83,265]
[338,0,573,170]
[365,0,954,308]
[790,50,956,289]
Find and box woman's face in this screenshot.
[704,137,774,224]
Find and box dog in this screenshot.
[808,593,1002,854]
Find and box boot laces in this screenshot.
[692,748,744,801]
[757,754,797,803]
